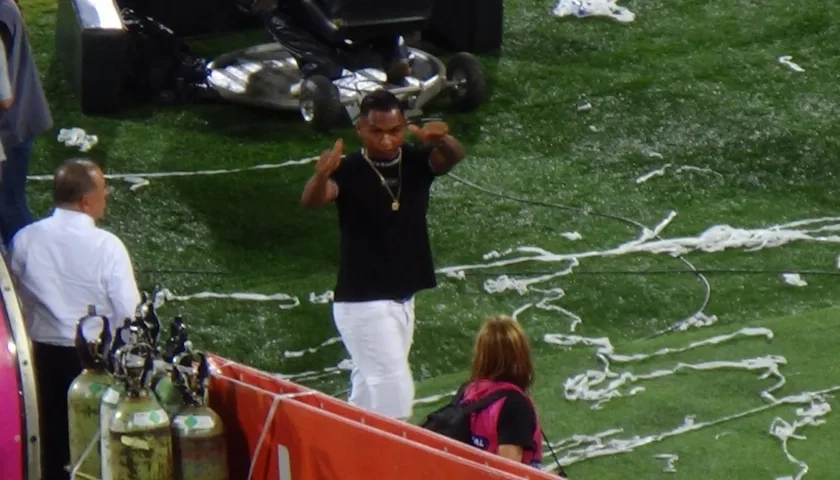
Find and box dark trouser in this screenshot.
[368,35,407,64]
[263,10,406,81]
[0,139,35,247]
[32,342,82,480]
[264,11,345,80]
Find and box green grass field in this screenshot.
[23,0,840,477]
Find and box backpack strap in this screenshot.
[459,388,518,415]
[451,381,470,404]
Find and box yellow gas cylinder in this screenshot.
[171,352,228,480]
[107,345,174,480]
[67,307,113,479]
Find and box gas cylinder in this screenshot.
[107,344,174,479]
[154,315,194,415]
[153,372,183,416]
[136,292,162,346]
[67,306,113,479]
[171,352,228,480]
[163,315,190,362]
[135,296,176,402]
[99,381,124,480]
[100,318,135,480]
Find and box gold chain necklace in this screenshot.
[362,148,402,211]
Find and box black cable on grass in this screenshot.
[452,269,840,277]
[137,175,829,337]
[138,268,227,275]
[137,268,840,277]
[446,173,711,338]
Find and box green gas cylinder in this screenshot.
[154,364,211,417]
[171,352,228,480]
[153,373,183,416]
[99,382,124,480]
[172,406,228,480]
[68,369,112,477]
[154,314,193,415]
[108,394,174,479]
[101,327,146,480]
[68,306,113,479]
[100,318,133,480]
[107,346,174,479]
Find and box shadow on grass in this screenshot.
[163,159,341,276]
[192,101,329,143]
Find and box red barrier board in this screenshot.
[207,354,560,479]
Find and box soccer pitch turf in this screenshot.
[24,0,840,477]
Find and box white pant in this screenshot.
[332,298,416,420]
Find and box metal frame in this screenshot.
[206,43,451,123]
[337,48,447,122]
[207,43,303,110]
[0,257,40,480]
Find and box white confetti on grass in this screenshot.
[770,395,832,480]
[778,55,806,73]
[541,387,839,474]
[283,336,342,358]
[553,0,636,23]
[635,164,723,184]
[782,273,808,287]
[544,328,783,409]
[57,127,98,152]
[653,453,679,473]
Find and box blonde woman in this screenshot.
[460,315,544,466]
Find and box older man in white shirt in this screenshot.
[10,158,140,480]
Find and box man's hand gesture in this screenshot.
[315,139,343,178]
[408,121,450,144]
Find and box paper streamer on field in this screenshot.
[540,386,840,473]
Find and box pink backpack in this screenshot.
[460,380,543,467]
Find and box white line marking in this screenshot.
[27,156,320,186]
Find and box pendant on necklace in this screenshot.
[392,201,400,211]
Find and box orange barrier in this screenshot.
[207,354,560,479]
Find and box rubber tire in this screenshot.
[300,75,343,133]
[446,52,486,112]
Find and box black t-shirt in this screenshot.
[497,391,538,450]
[330,143,441,302]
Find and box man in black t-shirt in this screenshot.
[301,90,466,420]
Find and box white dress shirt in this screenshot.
[10,208,141,347]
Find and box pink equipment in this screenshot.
[0,258,40,480]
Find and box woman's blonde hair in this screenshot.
[470,315,535,391]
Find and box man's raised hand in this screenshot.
[408,121,450,144]
[315,139,343,178]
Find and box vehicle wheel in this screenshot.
[299,75,343,133]
[446,52,486,112]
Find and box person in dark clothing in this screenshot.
[263,1,411,83]
[0,0,53,247]
[300,89,466,419]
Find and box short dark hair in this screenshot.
[53,158,101,205]
[359,89,404,117]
